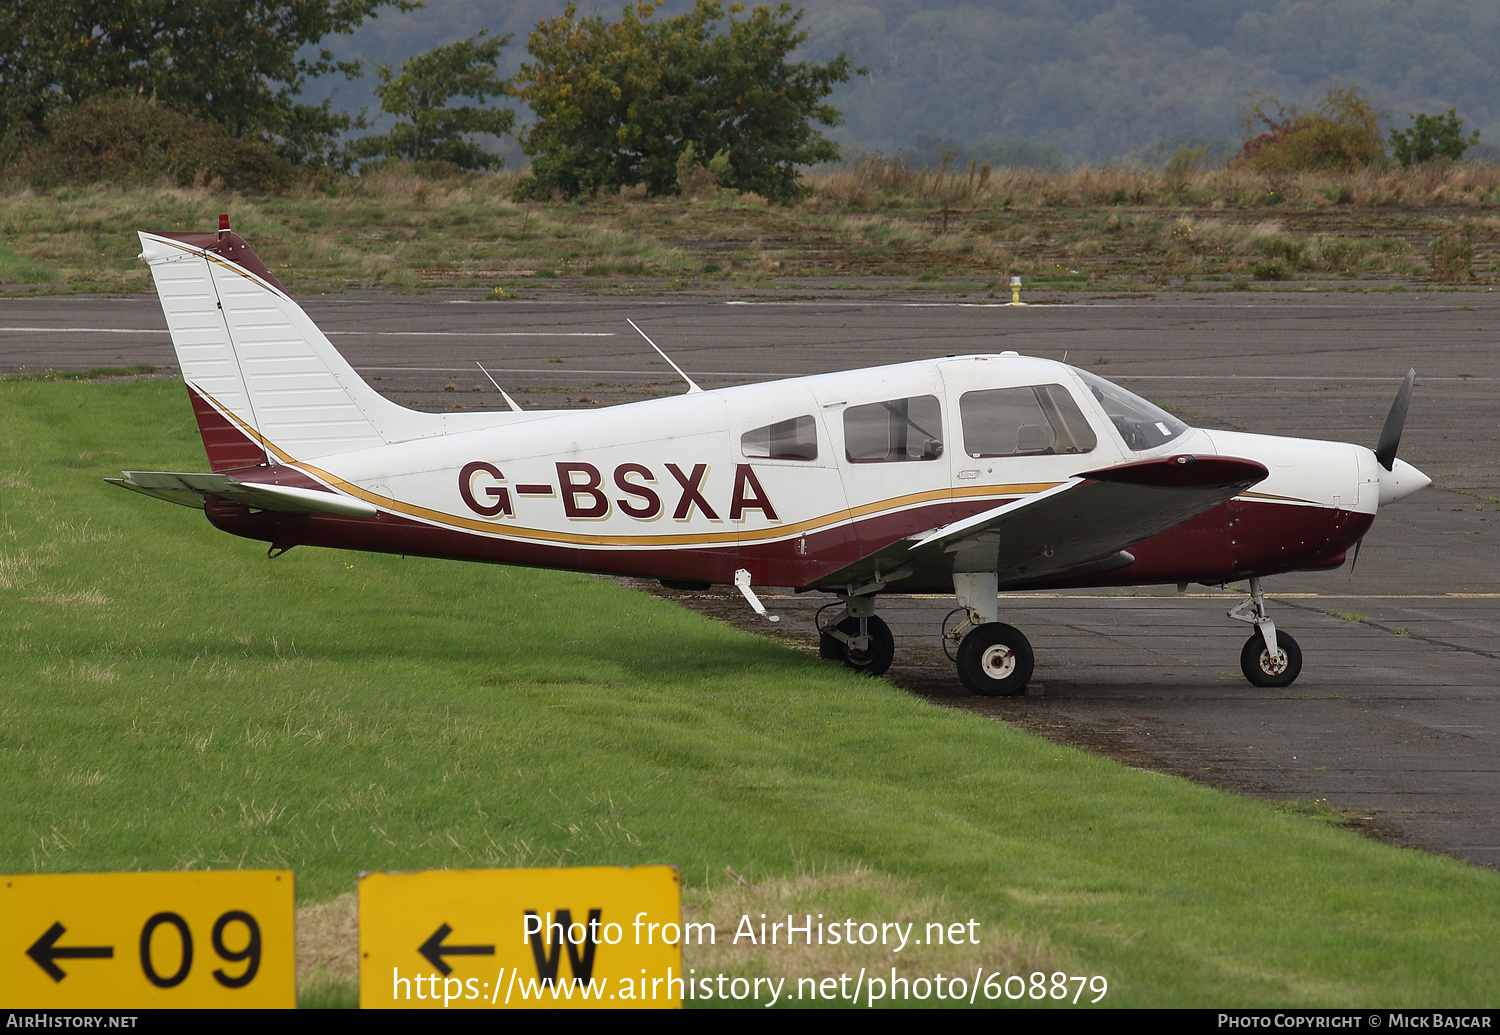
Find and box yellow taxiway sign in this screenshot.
[359,865,683,1009]
[1,871,294,1008]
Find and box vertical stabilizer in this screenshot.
[139,222,454,464]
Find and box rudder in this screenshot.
[139,218,450,467]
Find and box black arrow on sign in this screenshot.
[418,923,494,976]
[27,922,114,982]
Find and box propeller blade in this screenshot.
[1349,536,1363,575]
[1374,368,1415,472]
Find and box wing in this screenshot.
[106,470,378,517]
[814,454,1268,592]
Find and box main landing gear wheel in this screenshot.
[820,615,895,677]
[1240,631,1302,688]
[956,623,1034,697]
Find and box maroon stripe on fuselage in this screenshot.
[1225,499,1373,578]
[1038,500,1373,589]
[202,500,814,583]
[200,489,1373,593]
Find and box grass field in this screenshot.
[3,160,1500,296]
[3,378,1499,1008]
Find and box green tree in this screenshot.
[0,1,418,164]
[515,1,859,201]
[351,31,516,171]
[1389,108,1480,167]
[1235,84,1385,173]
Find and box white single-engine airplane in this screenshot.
[111,218,1431,696]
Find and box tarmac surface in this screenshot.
[4,287,1498,868]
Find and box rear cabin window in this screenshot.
[960,384,1098,457]
[741,415,818,461]
[844,395,944,463]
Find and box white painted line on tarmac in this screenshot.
[358,367,1489,384]
[356,365,764,377]
[325,330,616,337]
[824,592,1500,601]
[720,298,1493,309]
[0,326,164,333]
[1117,374,1494,382]
[0,327,618,338]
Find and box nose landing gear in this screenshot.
[1229,577,1303,687]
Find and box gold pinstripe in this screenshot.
[152,236,285,295]
[193,387,1060,549]
[1237,489,1322,506]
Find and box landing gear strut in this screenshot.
[1229,577,1302,687]
[947,571,1034,696]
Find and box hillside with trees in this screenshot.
[0,0,419,166]
[6,0,1498,176]
[305,0,1500,165]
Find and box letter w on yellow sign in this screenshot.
[359,865,682,1009]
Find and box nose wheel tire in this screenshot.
[820,615,895,677]
[1240,631,1302,688]
[956,622,1034,697]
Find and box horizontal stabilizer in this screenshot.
[107,471,378,517]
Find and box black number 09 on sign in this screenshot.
[140,910,262,989]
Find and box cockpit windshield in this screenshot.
[1075,370,1189,451]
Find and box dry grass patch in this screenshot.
[0,550,38,590]
[24,587,109,606]
[683,865,1052,983]
[297,892,359,1001]
[7,159,1500,295]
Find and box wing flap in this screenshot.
[816,454,1267,590]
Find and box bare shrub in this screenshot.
[1430,223,1475,282]
[6,94,294,192]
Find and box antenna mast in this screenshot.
[628,319,702,394]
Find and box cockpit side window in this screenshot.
[741,415,818,461]
[960,385,1097,457]
[844,395,944,463]
[1075,370,1188,451]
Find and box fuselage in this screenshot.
[201,353,1424,593]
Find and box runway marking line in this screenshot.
[758,593,1500,601]
[326,331,616,338]
[0,326,163,333]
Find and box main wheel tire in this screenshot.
[819,615,895,677]
[1240,630,1302,688]
[956,622,1034,697]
